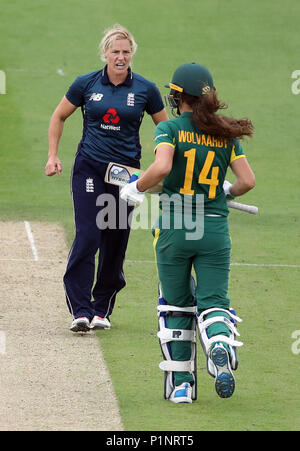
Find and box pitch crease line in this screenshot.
[0,331,6,355]
[24,221,39,261]
[0,257,299,269]
[125,260,300,268]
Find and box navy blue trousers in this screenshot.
[64,153,135,320]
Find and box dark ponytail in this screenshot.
[181,91,254,139]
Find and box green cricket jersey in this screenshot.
[154,112,245,216]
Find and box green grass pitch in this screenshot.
[1,0,300,431]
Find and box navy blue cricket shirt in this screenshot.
[65,66,164,166]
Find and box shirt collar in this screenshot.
[101,65,133,87]
[181,111,193,117]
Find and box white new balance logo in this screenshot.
[89,93,103,101]
[86,178,94,192]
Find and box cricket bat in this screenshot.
[104,162,162,194]
[105,162,258,214]
[226,201,258,215]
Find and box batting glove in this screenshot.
[223,180,235,199]
[120,180,146,206]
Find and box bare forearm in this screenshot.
[45,97,77,176]
[230,157,256,197]
[230,177,255,197]
[48,115,65,158]
[137,162,167,192]
[47,96,77,158]
[137,145,174,192]
[45,115,65,176]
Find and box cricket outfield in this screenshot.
[0,0,299,431]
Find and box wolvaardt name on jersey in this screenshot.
[178,130,227,148]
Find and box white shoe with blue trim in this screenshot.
[169,382,193,404]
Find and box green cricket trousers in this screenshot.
[153,215,232,386]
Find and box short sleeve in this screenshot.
[154,121,176,151]
[65,75,85,107]
[230,139,245,163]
[145,83,165,115]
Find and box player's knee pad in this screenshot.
[157,286,197,400]
[197,307,243,377]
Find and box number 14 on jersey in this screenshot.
[180,149,219,199]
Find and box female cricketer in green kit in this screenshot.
[120,63,255,403]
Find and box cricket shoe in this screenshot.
[70,317,90,333]
[211,342,235,398]
[169,383,193,404]
[90,315,111,330]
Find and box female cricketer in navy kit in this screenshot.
[45,24,168,332]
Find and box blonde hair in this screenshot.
[99,24,138,62]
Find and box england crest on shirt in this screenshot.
[86,178,94,192]
[127,93,135,106]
